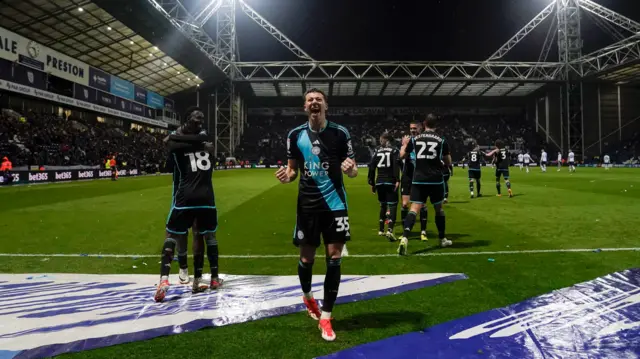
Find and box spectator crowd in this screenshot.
[1,107,638,171]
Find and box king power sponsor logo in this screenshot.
[322,269,640,359]
[0,273,465,358]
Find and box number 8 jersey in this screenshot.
[167,138,215,208]
[405,130,450,184]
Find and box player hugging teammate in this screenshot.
[485,140,513,198]
[154,107,223,303]
[397,114,453,255]
[400,121,429,241]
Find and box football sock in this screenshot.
[469,179,474,193]
[388,203,398,231]
[435,213,446,239]
[476,179,481,194]
[178,251,188,270]
[298,259,314,294]
[379,203,388,232]
[496,181,501,195]
[419,207,427,232]
[160,237,177,278]
[205,233,219,278]
[403,211,417,238]
[444,179,449,198]
[506,181,512,190]
[401,205,409,222]
[192,234,204,279]
[322,257,341,313]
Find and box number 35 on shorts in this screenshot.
[335,216,350,232]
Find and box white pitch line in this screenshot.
[0,247,638,259]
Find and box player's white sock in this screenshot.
[321,311,331,319]
[303,292,314,300]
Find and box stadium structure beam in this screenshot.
[571,35,640,77]
[557,0,584,158]
[194,0,223,27]
[237,0,315,61]
[146,0,231,74]
[538,16,558,62]
[578,0,640,34]
[486,2,555,61]
[233,61,565,82]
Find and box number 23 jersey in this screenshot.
[405,130,450,184]
[168,142,215,208]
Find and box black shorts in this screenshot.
[410,183,445,205]
[524,162,530,167]
[569,161,575,166]
[495,169,510,180]
[468,170,481,179]
[542,161,547,166]
[166,207,218,235]
[401,177,412,196]
[293,210,350,247]
[376,184,398,204]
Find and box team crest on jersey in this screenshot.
[297,230,304,239]
[311,146,321,155]
[0,272,466,358]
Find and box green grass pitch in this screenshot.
[1,167,639,358]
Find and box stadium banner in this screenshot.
[98,91,115,109]
[88,66,110,92]
[0,26,169,113]
[0,78,167,128]
[134,85,147,103]
[0,58,46,90]
[146,89,164,109]
[321,269,640,359]
[145,106,155,119]
[115,96,131,113]
[110,76,134,100]
[2,169,140,185]
[131,102,145,116]
[0,26,90,86]
[0,272,466,358]
[73,83,97,104]
[164,97,175,111]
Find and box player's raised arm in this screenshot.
[399,135,412,159]
[485,148,498,157]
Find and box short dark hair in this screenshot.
[303,88,327,102]
[410,119,421,126]
[380,132,392,143]
[495,139,504,148]
[183,106,203,123]
[424,113,438,129]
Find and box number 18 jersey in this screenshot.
[405,130,450,184]
[168,139,215,208]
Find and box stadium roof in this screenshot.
[0,0,204,96]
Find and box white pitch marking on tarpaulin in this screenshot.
[0,247,638,259]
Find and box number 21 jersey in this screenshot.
[168,140,215,208]
[405,130,450,184]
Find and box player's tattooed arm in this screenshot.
[485,148,498,157]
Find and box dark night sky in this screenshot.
[228,0,640,62]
